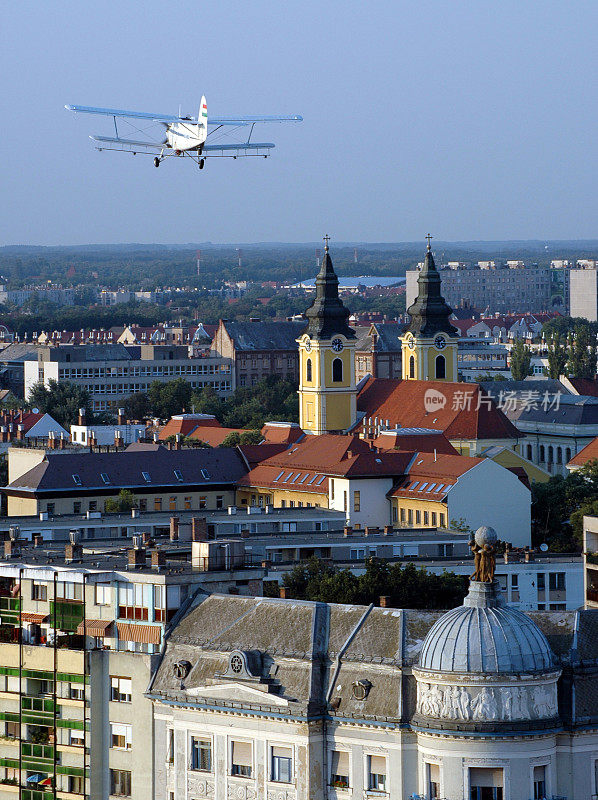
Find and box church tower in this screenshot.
[401,236,459,382]
[298,237,357,434]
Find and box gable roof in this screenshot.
[389,452,484,501]
[6,446,247,493]
[222,320,306,352]
[357,378,520,441]
[373,428,458,455]
[567,437,598,468]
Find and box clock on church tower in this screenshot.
[297,236,357,434]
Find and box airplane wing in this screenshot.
[209,114,302,125]
[91,135,164,150]
[66,104,181,122]
[203,142,275,151]
[90,135,275,157]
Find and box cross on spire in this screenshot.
[323,234,331,252]
[425,233,433,251]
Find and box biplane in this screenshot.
[65,96,302,169]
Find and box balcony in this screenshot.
[48,602,84,633]
[0,597,21,626]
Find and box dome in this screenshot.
[419,581,554,674]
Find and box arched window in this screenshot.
[556,447,562,465]
[566,447,572,463]
[548,445,554,463]
[539,445,545,462]
[526,444,533,461]
[306,358,312,382]
[409,355,415,379]
[435,355,446,380]
[332,358,343,383]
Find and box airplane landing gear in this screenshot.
[153,157,160,168]
[199,159,205,170]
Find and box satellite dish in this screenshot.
[32,408,39,413]
[540,543,549,552]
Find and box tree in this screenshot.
[546,334,568,379]
[509,338,532,381]
[122,391,150,421]
[147,378,192,419]
[27,379,93,429]
[219,432,241,448]
[567,327,597,379]
[239,430,262,445]
[104,489,136,513]
[279,556,468,609]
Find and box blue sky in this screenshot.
[1,0,597,245]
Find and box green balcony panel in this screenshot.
[48,601,84,633]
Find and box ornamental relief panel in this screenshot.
[227,784,258,800]
[267,789,297,800]
[187,773,215,798]
[416,681,557,721]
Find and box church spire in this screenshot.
[406,236,458,338]
[304,235,355,339]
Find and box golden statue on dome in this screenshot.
[470,526,497,583]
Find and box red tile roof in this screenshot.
[373,429,458,455]
[566,378,598,398]
[567,437,598,467]
[159,414,223,440]
[357,378,520,441]
[389,452,484,500]
[261,422,304,444]
[189,426,248,447]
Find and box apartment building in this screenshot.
[406,263,552,313]
[0,531,264,800]
[211,319,305,387]
[23,344,233,412]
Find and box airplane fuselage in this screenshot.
[166,121,207,152]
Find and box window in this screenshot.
[416,509,421,524]
[330,479,334,500]
[424,511,429,525]
[32,582,47,601]
[511,574,518,589]
[216,495,224,509]
[353,490,360,512]
[231,741,252,778]
[101,473,111,485]
[427,763,440,799]
[169,496,176,511]
[166,729,174,764]
[89,501,97,512]
[142,471,151,483]
[549,572,565,592]
[435,354,446,379]
[72,474,82,486]
[350,548,366,560]
[46,503,55,515]
[69,684,85,701]
[409,355,415,378]
[57,582,83,601]
[199,496,207,509]
[440,513,445,527]
[306,358,312,382]
[271,746,292,783]
[200,469,212,480]
[533,765,546,800]
[469,768,503,800]
[73,501,81,514]
[537,573,545,591]
[110,768,131,797]
[330,750,349,788]
[332,358,343,382]
[69,728,85,747]
[191,737,212,771]
[154,497,162,512]
[110,676,132,703]
[5,721,18,738]
[408,509,413,525]
[367,754,386,791]
[174,469,183,482]
[110,723,132,750]
[69,775,85,794]
[95,584,111,605]
[431,512,437,526]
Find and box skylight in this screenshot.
[273,470,285,482]
[142,471,151,483]
[283,472,294,482]
[100,472,110,484]
[419,482,428,491]
[200,469,212,480]
[426,483,437,492]
[72,474,82,486]
[173,469,183,482]
[299,473,309,483]
[410,481,419,490]
[316,475,326,485]
[307,474,318,485]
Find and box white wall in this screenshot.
[329,477,393,527]
[447,459,531,547]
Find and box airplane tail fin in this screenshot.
[198,95,208,142]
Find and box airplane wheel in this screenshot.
[199,159,205,169]
[153,157,160,168]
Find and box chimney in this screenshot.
[379,595,391,608]
[169,516,179,541]
[128,535,146,568]
[174,433,182,450]
[343,526,353,537]
[279,586,288,599]
[117,408,125,426]
[524,547,534,562]
[65,531,82,563]
[16,424,24,442]
[59,432,66,450]
[141,531,151,546]
[33,534,43,547]
[151,549,166,570]
[78,407,86,426]
[114,431,123,449]
[191,517,208,542]
[4,540,20,559]
[383,525,393,535]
